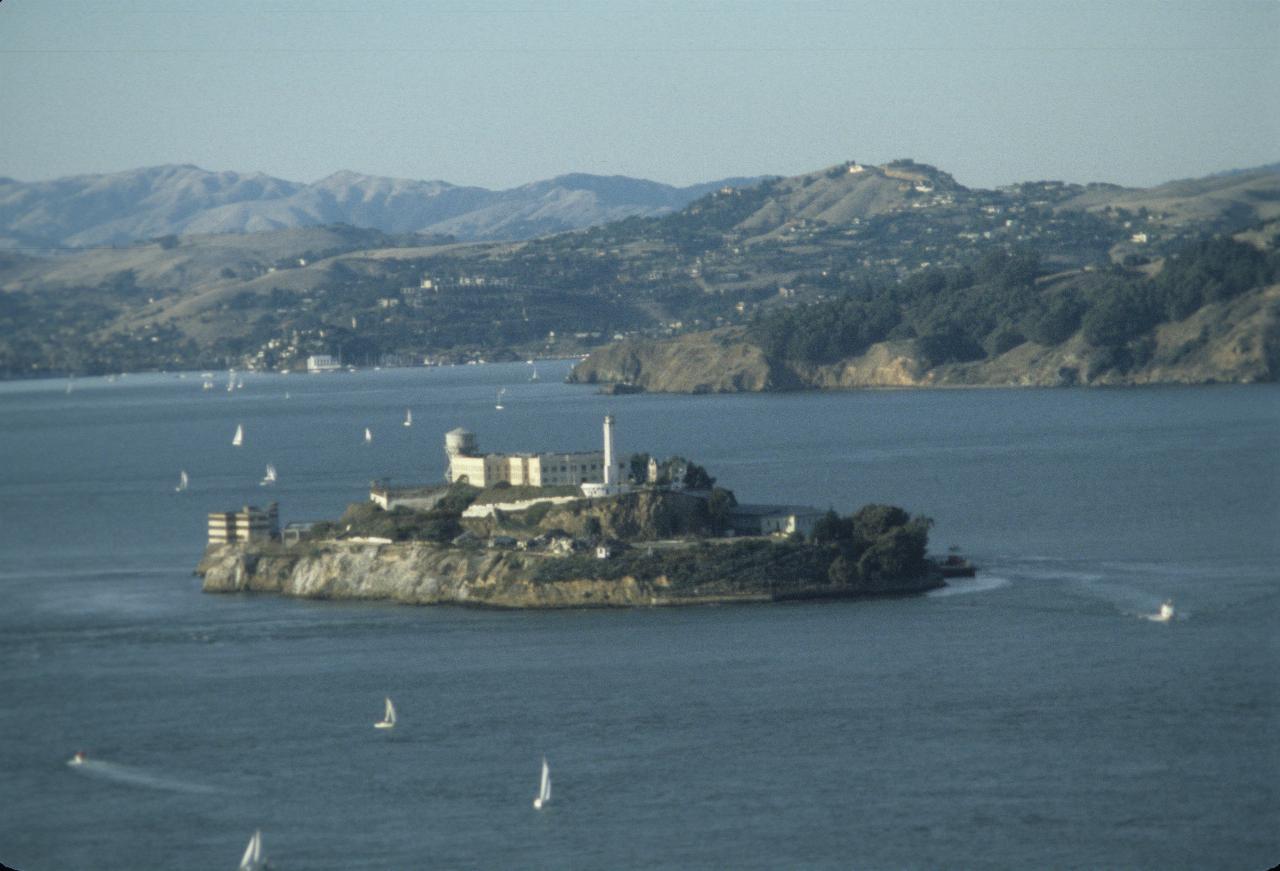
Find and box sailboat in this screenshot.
[495,388,506,410]
[1145,600,1175,623]
[403,408,412,427]
[375,697,396,730]
[237,829,266,871]
[364,427,373,444]
[232,424,244,447]
[175,470,189,492]
[533,756,552,810]
[260,464,277,486]
[530,366,539,382]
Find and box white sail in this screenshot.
[375,696,396,729]
[261,464,277,486]
[495,388,506,410]
[176,470,188,492]
[533,756,551,809]
[232,424,244,447]
[364,427,373,444]
[403,409,412,427]
[238,829,263,871]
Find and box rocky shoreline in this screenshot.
[196,540,945,609]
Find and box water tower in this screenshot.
[444,428,477,481]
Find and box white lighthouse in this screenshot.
[603,414,616,486]
[581,414,628,498]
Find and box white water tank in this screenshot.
[445,428,477,458]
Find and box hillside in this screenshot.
[0,164,760,248]
[1057,165,1280,229]
[569,284,1279,391]
[569,232,1280,390]
[0,159,1277,377]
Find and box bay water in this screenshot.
[1,363,1276,870]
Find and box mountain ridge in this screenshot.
[0,165,765,249]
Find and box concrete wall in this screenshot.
[462,495,583,518]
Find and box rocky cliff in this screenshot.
[196,539,942,609]
[569,284,1279,393]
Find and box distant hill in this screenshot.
[720,159,965,240]
[1,158,1277,379]
[0,165,762,249]
[1056,165,1280,228]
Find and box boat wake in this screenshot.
[66,757,222,794]
[928,574,1011,598]
[999,556,1189,620]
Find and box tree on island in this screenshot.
[705,486,737,534]
[814,503,932,588]
[628,452,651,484]
[682,462,715,490]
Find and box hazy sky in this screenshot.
[1,0,1276,189]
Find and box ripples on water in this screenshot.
[0,368,1276,870]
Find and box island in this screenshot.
[196,418,957,608]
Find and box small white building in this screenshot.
[306,354,340,373]
[728,505,825,538]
